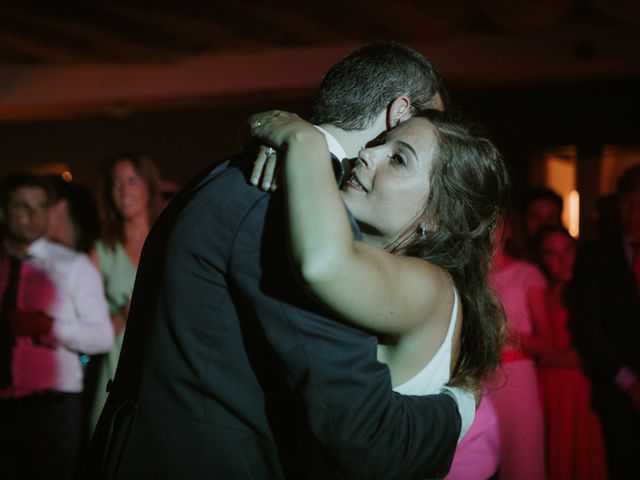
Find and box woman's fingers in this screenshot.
[251,145,279,191]
[262,148,278,191]
[247,110,302,191]
[251,146,269,186]
[249,110,285,130]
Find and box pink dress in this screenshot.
[538,304,607,479]
[446,391,501,480]
[489,261,547,480]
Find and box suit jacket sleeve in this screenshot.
[228,193,461,480]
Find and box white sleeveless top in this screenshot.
[392,288,475,441]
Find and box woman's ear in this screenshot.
[387,96,411,128]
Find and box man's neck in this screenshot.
[319,122,384,159]
[3,237,36,256]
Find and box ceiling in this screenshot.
[1,1,639,121]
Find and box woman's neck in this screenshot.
[547,280,565,300]
[123,215,149,244]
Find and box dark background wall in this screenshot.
[2,76,638,207]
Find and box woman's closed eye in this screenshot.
[389,153,407,167]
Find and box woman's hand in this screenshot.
[248,110,324,191]
[251,145,280,191]
[111,301,130,335]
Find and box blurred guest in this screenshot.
[534,226,606,480]
[524,187,563,239]
[569,164,640,479]
[0,174,113,480]
[87,153,162,435]
[593,193,620,240]
[45,175,104,461]
[46,175,100,254]
[488,213,552,480]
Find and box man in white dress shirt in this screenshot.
[0,174,114,480]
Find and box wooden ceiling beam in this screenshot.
[0,6,186,63]
[0,29,82,64]
[86,3,258,54]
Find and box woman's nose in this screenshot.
[358,147,378,170]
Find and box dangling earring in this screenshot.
[416,224,427,239]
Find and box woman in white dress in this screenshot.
[249,109,508,433]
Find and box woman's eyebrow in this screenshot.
[397,140,417,160]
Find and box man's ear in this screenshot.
[387,96,412,128]
[431,92,445,112]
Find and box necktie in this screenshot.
[0,255,22,388]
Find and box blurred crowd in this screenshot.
[0,153,169,480]
[448,164,640,480]
[0,157,638,479]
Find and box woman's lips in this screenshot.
[346,172,368,193]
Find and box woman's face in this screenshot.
[340,117,437,244]
[540,231,575,283]
[111,159,150,221]
[526,198,561,237]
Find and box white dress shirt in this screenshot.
[1,237,113,398]
[313,125,347,160]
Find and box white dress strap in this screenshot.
[393,287,459,395]
[393,286,476,442]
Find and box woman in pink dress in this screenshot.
[448,213,551,480]
[489,214,551,480]
[534,226,607,479]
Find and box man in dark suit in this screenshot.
[86,42,462,480]
[569,164,640,479]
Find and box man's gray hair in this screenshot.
[310,42,447,130]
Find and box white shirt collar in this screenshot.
[313,125,347,161]
[26,237,48,257]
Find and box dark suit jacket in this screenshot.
[85,155,460,480]
[569,235,640,407]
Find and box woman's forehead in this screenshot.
[390,117,435,142]
[390,117,437,161]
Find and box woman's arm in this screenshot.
[250,111,447,337]
[89,243,127,335]
[519,286,555,358]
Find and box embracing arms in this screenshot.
[249,112,448,338]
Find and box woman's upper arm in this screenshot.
[300,241,447,336]
[527,285,553,341]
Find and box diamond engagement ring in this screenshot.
[265,147,276,156]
